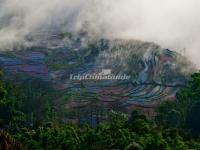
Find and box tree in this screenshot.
[0,130,25,150]
[156,72,200,136]
[0,81,26,131]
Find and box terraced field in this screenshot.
[0,37,195,124]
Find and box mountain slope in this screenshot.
[0,36,196,123]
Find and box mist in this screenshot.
[0,0,200,67]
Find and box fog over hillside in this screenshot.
[0,0,200,67]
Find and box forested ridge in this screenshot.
[1,72,200,150]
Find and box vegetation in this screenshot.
[1,72,200,149]
[156,73,200,136]
[0,77,55,131]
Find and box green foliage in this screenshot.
[1,72,200,149]
[0,78,54,131]
[18,79,55,127]
[156,72,200,137]
[11,111,198,150]
[0,81,26,130]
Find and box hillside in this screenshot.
[0,35,196,124]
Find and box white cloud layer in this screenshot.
[0,0,200,66]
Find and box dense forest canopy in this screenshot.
[0,72,200,149]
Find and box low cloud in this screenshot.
[0,0,200,66]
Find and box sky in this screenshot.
[0,0,200,67]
